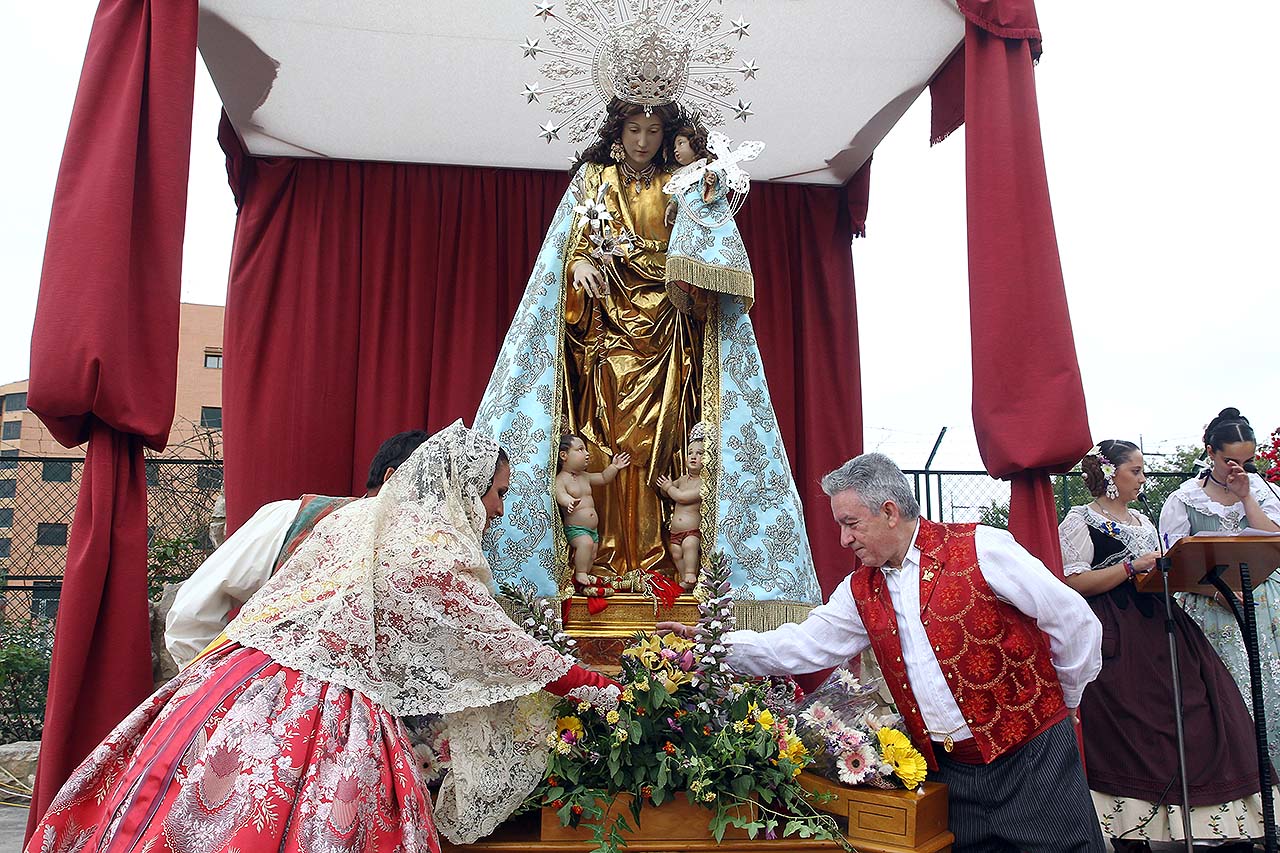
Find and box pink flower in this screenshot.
[836,745,877,786]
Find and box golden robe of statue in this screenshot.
[562,163,703,577]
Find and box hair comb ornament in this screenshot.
[522,0,758,143]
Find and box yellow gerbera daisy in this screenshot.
[877,727,912,752]
[881,743,928,789]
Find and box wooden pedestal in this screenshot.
[441,774,953,853]
[540,794,753,843]
[561,593,701,667]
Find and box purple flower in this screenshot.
[561,730,578,744]
[679,650,696,671]
[666,716,684,733]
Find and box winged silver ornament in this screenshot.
[664,130,764,197]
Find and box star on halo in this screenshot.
[732,99,754,122]
[738,59,759,79]
[521,38,541,59]
[730,16,751,39]
[539,121,561,142]
[533,1,555,20]
[522,82,544,103]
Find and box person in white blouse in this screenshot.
[1158,407,1280,772]
[662,453,1104,853]
[165,430,429,668]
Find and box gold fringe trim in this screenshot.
[734,600,816,632]
[667,255,754,312]
[698,298,721,578]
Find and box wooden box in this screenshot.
[800,774,952,853]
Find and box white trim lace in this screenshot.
[1059,506,1158,577]
[1170,474,1280,527]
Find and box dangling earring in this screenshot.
[1104,477,1120,501]
[610,141,626,162]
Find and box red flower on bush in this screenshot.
[662,741,677,755]
[571,804,584,816]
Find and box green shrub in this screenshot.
[0,620,54,743]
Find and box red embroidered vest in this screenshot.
[849,519,1066,769]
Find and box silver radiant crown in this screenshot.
[523,0,758,143]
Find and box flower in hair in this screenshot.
[1087,446,1116,481]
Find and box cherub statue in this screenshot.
[555,434,631,597]
[656,425,706,590]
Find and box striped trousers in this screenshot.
[933,719,1105,853]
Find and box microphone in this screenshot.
[1243,462,1280,507]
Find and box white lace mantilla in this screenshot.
[226,421,575,843]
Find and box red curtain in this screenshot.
[928,1,1091,574]
[24,0,197,838]
[220,123,865,597]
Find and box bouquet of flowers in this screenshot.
[790,667,928,791]
[527,555,844,853]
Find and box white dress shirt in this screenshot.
[726,522,1102,741]
[164,499,301,668]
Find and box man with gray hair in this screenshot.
[661,452,1104,853]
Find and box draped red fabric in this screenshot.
[220,126,864,597]
[24,1,197,838]
[26,426,154,836]
[928,50,966,146]
[963,17,1090,573]
[957,0,1042,58]
[737,178,865,597]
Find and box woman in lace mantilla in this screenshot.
[26,421,619,853]
[1059,440,1269,842]
[1158,408,1280,771]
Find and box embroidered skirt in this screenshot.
[27,642,438,853]
[1082,589,1269,840]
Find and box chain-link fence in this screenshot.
[902,469,1193,528]
[0,457,222,742]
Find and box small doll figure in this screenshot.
[656,426,705,590]
[555,434,631,597]
[663,119,765,314]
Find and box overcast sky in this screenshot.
[2,3,1276,470]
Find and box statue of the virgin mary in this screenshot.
[475,1,819,630]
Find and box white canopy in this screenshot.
[199,0,963,185]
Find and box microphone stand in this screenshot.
[1140,494,1195,853]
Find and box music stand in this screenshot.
[1137,535,1280,853]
